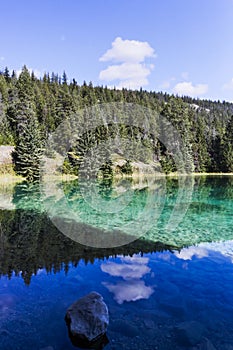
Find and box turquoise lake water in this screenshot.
[0,176,232,349]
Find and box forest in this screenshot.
[0,65,232,181]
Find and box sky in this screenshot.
[0,0,233,101]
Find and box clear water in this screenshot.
[0,176,232,349]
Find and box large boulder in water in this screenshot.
[65,292,109,343]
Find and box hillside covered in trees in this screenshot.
[0,65,232,181]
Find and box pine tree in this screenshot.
[12,116,44,182]
[0,64,232,176]
[222,116,233,172]
[3,67,11,84]
[62,71,68,85]
[16,66,36,130]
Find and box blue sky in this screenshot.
[1,0,233,101]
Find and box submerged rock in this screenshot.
[110,319,138,338]
[191,338,217,350]
[174,320,204,346]
[65,292,109,343]
[198,338,217,350]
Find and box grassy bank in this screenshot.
[0,163,24,183]
[0,174,24,184]
[0,165,232,185]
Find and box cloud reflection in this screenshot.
[103,280,153,304]
[120,256,149,265]
[101,254,154,304]
[174,240,233,263]
[174,246,209,260]
[101,261,150,280]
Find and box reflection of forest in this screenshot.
[0,176,232,284]
[0,208,174,285]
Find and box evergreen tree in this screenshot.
[3,67,11,83]
[222,116,233,172]
[0,65,232,176]
[12,116,44,182]
[15,66,36,130]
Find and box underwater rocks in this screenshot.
[192,337,217,350]
[174,320,204,346]
[199,340,216,350]
[65,292,109,344]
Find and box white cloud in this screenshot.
[99,62,153,90]
[103,280,154,304]
[99,62,152,81]
[0,56,5,62]
[175,240,233,263]
[99,37,156,90]
[102,254,154,304]
[223,78,233,90]
[101,260,150,280]
[173,81,208,97]
[120,255,149,265]
[100,37,156,63]
[174,246,209,260]
[204,240,233,263]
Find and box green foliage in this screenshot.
[121,160,133,175]
[98,161,114,179]
[222,116,233,172]
[0,65,232,179]
[0,163,14,175]
[62,156,78,176]
[12,116,44,182]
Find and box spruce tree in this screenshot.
[12,116,44,182]
[222,116,233,172]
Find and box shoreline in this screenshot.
[0,174,25,183]
[0,172,232,184]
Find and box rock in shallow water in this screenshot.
[65,292,109,343]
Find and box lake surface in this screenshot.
[0,176,232,350]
